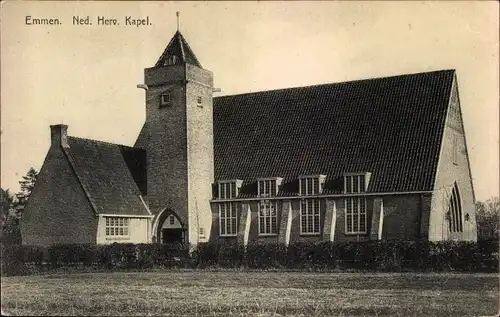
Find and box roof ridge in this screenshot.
[215,69,456,99]
[178,32,186,62]
[177,31,202,67]
[67,136,142,151]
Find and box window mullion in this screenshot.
[264,202,267,234]
[357,197,361,233]
[305,200,309,233]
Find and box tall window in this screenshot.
[219,202,238,236]
[344,174,367,193]
[298,176,324,234]
[217,180,242,236]
[259,200,278,235]
[105,217,129,237]
[300,199,321,234]
[345,197,367,234]
[448,183,463,233]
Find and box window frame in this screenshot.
[258,199,278,236]
[448,183,463,233]
[299,198,321,235]
[219,202,238,237]
[344,197,367,234]
[160,93,171,107]
[217,180,242,199]
[257,177,283,198]
[344,173,369,194]
[299,175,326,196]
[105,217,130,238]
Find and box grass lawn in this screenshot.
[1,271,498,316]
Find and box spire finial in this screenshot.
[176,11,180,31]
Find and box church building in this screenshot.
[21,29,477,247]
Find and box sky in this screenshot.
[1,1,498,201]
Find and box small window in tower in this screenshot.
[160,93,171,107]
[197,96,203,107]
[169,215,175,225]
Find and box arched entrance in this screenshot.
[153,209,186,244]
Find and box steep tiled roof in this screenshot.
[134,123,148,150]
[213,70,455,197]
[154,31,202,68]
[66,137,149,215]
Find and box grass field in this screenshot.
[1,271,498,316]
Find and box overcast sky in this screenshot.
[1,1,498,201]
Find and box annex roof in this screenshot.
[65,137,148,215]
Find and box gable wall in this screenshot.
[428,76,477,241]
[21,145,98,246]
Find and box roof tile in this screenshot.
[67,137,149,216]
[213,70,455,197]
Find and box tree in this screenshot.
[1,188,21,244]
[476,197,500,241]
[16,167,38,209]
[0,188,13,231]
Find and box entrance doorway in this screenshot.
[161,228,184,244]
[159,213,185,244]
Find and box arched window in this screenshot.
[448,182,463,233]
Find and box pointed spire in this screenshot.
[154,13,202,68]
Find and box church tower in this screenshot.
[138,30,214,245]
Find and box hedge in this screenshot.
[1,240,498,276]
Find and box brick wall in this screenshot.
[144,64,188,224]
[209,193,431,244]
[429,75,477,241]
[144,64,214,246]
[21,144,98,246]
[380,195,421,240]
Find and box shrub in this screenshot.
[0,244,25,276]
[245,242,287,269]
[194,240,244,268]
[1,239,498,276]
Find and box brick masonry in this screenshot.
[209,192,445,245]
[144,63,214,245]
[21,136,98,246]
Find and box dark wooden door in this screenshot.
[162,228,184,244]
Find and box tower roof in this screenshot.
[154,31,202,68]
